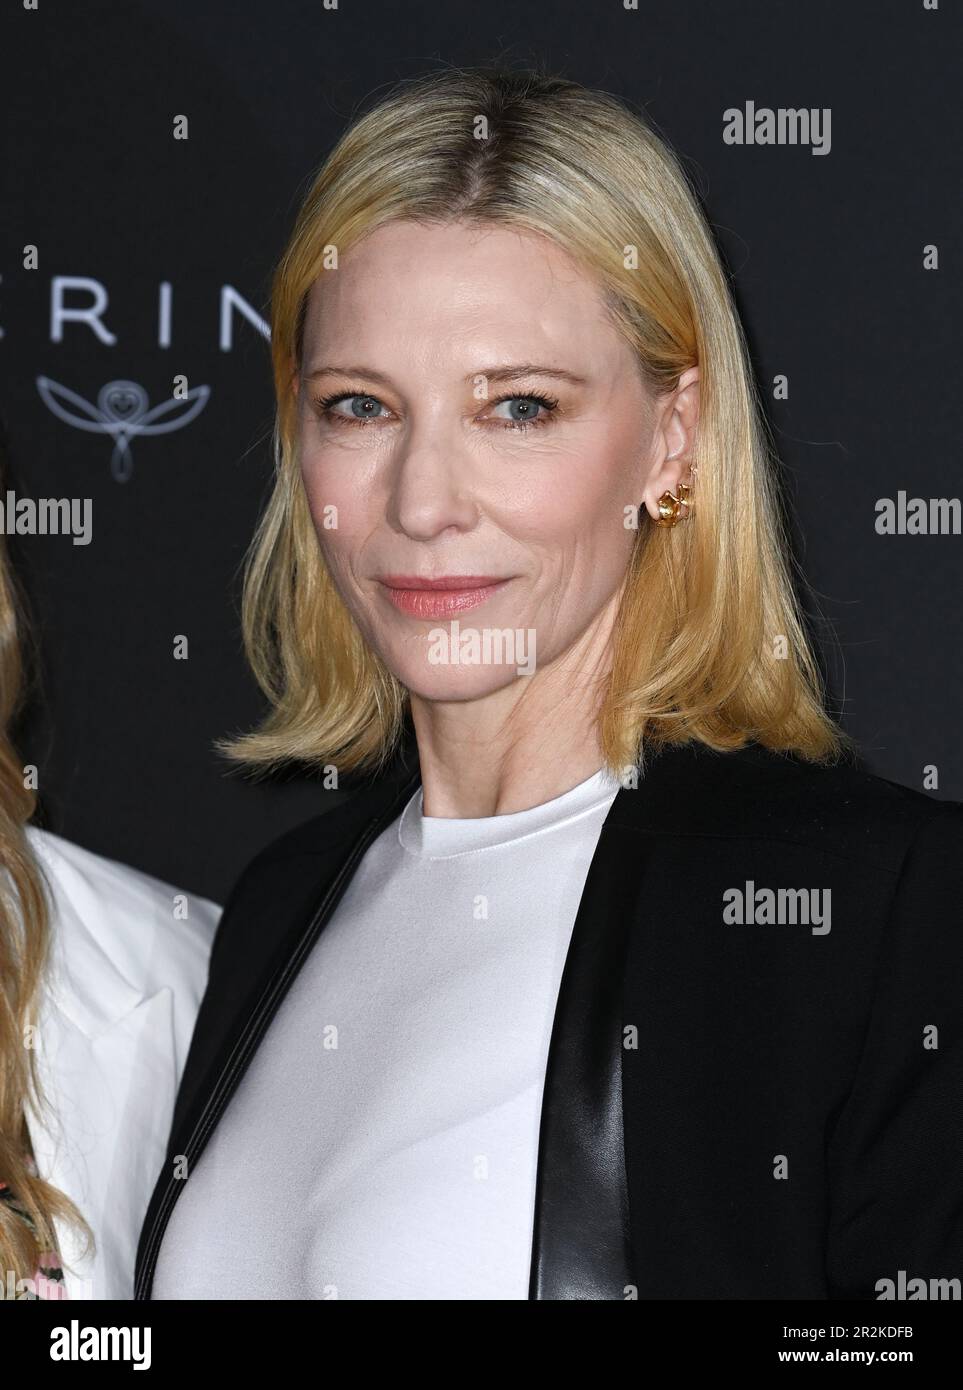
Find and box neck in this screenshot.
[409,598,617,818]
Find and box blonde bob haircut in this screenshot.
[221,65,853,780]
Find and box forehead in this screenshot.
[300,219,626,373]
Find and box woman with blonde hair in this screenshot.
[139,66,962,1300]
[0,528,80,1298]
[0,431,220,1298]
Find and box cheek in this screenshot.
[299,440,378,546]
[296,463,371,611]
[492,433,638,553]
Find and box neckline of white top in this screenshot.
[396,764,624,861]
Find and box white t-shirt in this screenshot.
[152,764,623,1301]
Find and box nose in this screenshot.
[388,418,479,541]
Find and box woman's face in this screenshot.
[294,218,682,702]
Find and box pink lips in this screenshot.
[377,574,512,618]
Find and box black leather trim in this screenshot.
[527,820,637,1299]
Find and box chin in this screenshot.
[378,619,540,690]
[391,658,524,704]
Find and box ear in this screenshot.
[640,366,700,523]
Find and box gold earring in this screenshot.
[650,467,697,528]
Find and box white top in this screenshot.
[21,827,220,1299]
[152,764,623,1301]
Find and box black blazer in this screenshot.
[134,738,963,1300]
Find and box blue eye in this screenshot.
[324,393,385,420]
[490,393,559,429]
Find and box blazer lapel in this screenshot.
[528,815,640,1298]
[528,738,733,1298]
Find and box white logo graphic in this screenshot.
[36,377,211,482]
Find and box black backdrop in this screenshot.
[1,0,960,904]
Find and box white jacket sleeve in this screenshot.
[22,827,220,1300]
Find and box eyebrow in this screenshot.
[304,363,590,388]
